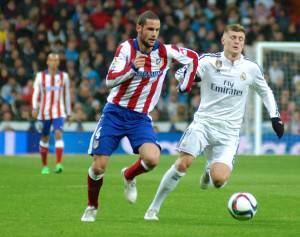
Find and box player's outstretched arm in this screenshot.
[32,73,41,120]
[271,117,284,138]
[167,45,198,93]
[251,64,284,139]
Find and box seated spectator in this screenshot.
[1,77,22,104]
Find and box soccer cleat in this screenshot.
[81,206,98,222]
[200,170,211,189]
[121,167,137,203]
[55,163,64,174]
[41,166,50,175]
[144,209,159,221]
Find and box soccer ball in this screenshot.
[227,192,257,220]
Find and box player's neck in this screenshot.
[48,68,57,76]
[224,51,241,64]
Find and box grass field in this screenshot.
[0,154,300,237]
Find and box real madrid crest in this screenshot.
[240,72,246,80]
[215,59,222,72]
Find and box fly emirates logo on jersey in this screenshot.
[210,80,243,96]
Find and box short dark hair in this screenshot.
[224,24,245,34]
[137,10,159,26]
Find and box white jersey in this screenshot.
[176,51,279,135]
[106,38,198,113]
[32,71,71,120]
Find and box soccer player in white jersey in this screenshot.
[81,10,198,222]
[32,53,72,175]
[144,24,284,221]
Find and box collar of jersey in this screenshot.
[45,69,60,75]
[221,51,244,66]
[133,38,160,54]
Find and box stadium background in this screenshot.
[0,0,300,155]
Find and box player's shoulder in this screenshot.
[34,71,44,79]
[115,39,133,56]
[198,52,222,61]
[243,56,263,75]
[61,71,69,78]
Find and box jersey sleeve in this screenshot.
[106,43,136,89]
[32,72,41,111]
[64,73,72,116]
[166,45,198,92]
[175,55,206,84]
[251,65,280,118]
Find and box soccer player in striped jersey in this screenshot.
[81,10,198,222]
[144,24,284,220]
[32,53,72,175]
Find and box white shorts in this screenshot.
[176,120,239,170]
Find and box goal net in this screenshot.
[242,42,300,155]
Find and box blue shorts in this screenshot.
[39,118,64,136]
[88,103,160,156]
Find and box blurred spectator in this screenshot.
[269,60,284,86]
[0,0,297,127]
[1,77,22,105]
[288,111,300,134]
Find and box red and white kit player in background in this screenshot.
[81,10,198,222]
[32,53,72,175]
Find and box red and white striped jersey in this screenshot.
[32,71,71,120]
[106,38,198,113]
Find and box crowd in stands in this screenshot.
[0,0,299,134]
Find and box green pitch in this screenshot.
[0,154,299,237]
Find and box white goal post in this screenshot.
[254,42,300,154]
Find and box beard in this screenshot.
[140,37,152,48]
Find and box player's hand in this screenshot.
[175,65,188,83]
[32,109,38,120]
[271,117,284,138]
[176,84,185,94]
[133,54,147,70]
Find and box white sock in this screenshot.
[148,164,185,212]
[88,167,104,181]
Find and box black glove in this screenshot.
[271,117,284,138]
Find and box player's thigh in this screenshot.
[88,113,124,156]
[176,121,208,158]
[204,139,238,171]
[127,116,160,155]
[40,119,52,137]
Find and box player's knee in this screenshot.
[92,155,108,174]
[41,136,49,143]
[92,166,105,176]
[142,154,160,169]
[211,176,228,188]
[175,155,193,172]
[55,130,62,140]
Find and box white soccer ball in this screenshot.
[227,192,257,220]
